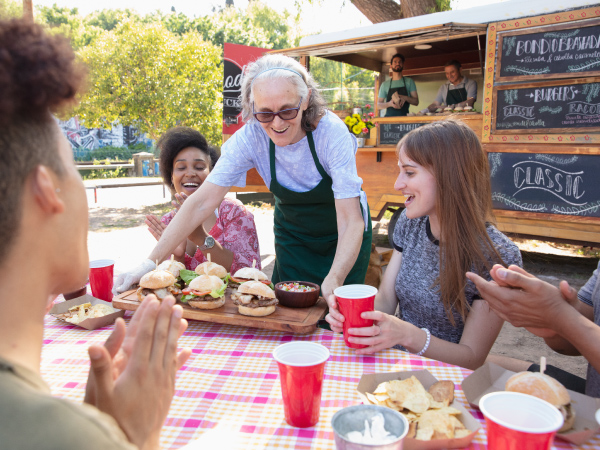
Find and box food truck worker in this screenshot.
[427,60,477,111]
[377,53,419,117]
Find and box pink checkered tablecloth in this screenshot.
[41,313,600,449]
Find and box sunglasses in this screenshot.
[252,97,303,123]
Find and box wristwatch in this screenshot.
[200,235,216,252]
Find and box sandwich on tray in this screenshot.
[229,260,272,288]
[505,358,575,432]
[137,269,182,302]
[178,254,229,287]
[158,255,186,288]
[194,254,228,281]
[181,274,227,309]
[231,280,278,316]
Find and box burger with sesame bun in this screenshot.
[136,270,182,302]
[182,274,227,309]
[231,281,278,317]
[505,371,575,432]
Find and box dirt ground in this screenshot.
[92,201,598,378]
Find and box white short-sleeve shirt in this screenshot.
[207,110,369,226]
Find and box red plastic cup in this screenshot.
[89,259,115,302]
[334,284,378,349]
[480,391,564,450]
[273,342,330,428]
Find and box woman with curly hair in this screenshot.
[145,126,261,272]
[0,18,189,449]
[326,120,522,370]
[115,54,372,305]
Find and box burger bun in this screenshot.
[233,267,268,281]
[195,261,228,279]
[188,296,226,310]
[237,280,275,299]
[189,274,224,292]
[139,270,176,289]
[157,259,186,278]
[237,304,276,317]
[505,371,575,432]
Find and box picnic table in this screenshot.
[42,305,598,449]
[83,177,167,203]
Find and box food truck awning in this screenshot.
[272,0,600,73]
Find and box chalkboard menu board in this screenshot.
[497,19,600,82]
[489,152,600,217]
[378,122,426,146]
[493,79,600,133]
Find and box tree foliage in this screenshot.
[73,20,223,143]
[0,0,21,19]
[310,57,376,109]
[21,1,298,146]
[296,0,450,23]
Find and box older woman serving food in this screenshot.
[115,54,372,301]
[145,126,261,273]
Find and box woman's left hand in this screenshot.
[347,310,415,355]
[172,193,188,211]
[145,214,186,259]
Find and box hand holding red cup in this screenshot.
[334,285,378,349]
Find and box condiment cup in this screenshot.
[334,285,377,349]
[89,259,115,302]
[480,391,564,450]
[331,404,409,450]
[272,341,329,428]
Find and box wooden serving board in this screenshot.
[113,288,328,334]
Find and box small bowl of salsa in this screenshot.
[274,281,320,308]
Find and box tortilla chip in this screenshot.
[428,380,455,404]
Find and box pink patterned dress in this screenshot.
[161,197,261,273]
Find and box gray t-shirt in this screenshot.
[392,210,522,345]
[577,260,600,397]
[434,76,477,104]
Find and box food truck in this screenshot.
[226,0,600,245]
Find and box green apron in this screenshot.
[269,131,372,286]
[385,80,411,117]
[445,85,468,105]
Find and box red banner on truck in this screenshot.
[223,43,268,135]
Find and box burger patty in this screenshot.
[231,293,278,308]
[189,295,223,302]
[139,285,182,299]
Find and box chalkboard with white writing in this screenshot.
[489,152,600,217]
[493,80,600,133]
[378,122,427,146]
[497,19,600,82]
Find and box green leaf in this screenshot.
[180,269,198,285]
[180,294,195,303]
[210,283,227,298]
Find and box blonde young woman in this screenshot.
[326,120,522,370]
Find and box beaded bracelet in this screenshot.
[415,327,431,357]
[186,245,200,259]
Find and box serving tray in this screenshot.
[113,287,328,334]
